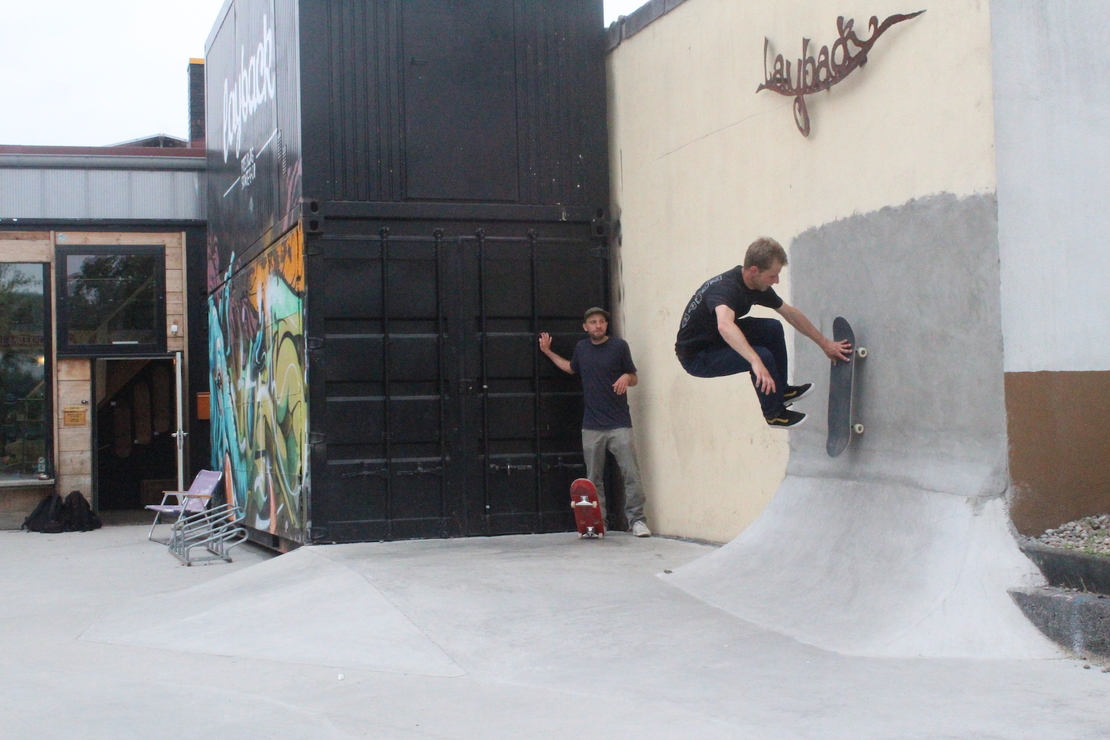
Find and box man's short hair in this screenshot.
[743,237,788,271]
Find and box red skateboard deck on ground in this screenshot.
[570,478,605,538]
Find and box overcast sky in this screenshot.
[0,0,646,148]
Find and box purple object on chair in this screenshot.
[146,470,223,543]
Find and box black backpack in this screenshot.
[60,491,102,532]
[22,492,64,533]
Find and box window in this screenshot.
[0,264,50,481]
[57,246,165,355]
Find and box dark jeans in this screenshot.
[678,317,788,418]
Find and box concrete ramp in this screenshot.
[666,196,1058,659]
[664,478,1056,657]
[81,546,465,676]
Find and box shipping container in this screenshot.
[206,0,610,547]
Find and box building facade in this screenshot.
[0,142,208,527]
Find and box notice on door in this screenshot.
[63,406,87,426]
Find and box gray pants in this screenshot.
[581,427,646,527]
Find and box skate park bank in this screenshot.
[3,525,1109,738]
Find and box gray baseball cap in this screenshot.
[583,307,610,321]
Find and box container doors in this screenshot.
[312,226,604,542]
[459,231,604,536]
[317,232,461,541]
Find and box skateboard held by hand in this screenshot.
[827,316,868,458]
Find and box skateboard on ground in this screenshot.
[570,478,605,538]
[826,316,868,458]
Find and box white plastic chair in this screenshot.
[145,470,223,543]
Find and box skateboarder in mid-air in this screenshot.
[539,308,651,537]
[675,237,852,428]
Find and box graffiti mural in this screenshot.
[209,225,307,542]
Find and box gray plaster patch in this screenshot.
[786,193,1008,498]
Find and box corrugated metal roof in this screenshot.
[0,148,206,220]
[0,169,205,220]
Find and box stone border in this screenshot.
[1020,539,1110,595]
[1010,587,1110,659]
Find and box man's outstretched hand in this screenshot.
[823,338,853,364]
[538,332,553,354]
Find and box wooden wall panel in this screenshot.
[55,359,91,497]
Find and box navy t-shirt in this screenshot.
[570,337,638,430]
[674,266,784,358]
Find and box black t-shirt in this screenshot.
[570,337,638,430]
[674,266,784,358]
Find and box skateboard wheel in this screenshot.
[856,347,868,358]
[853,423,864,434]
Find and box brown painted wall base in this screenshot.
[1007,371,1110,535]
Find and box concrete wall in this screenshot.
[788,195,1006,497]
[992,1,1110,534]
[607,0,996,541]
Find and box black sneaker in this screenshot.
[783,383,813,406]
[766,409,807,428]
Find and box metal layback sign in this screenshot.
[757,11,925,137]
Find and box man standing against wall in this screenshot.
[539,308,651,537]
[675,237,852,428]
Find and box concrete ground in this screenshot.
[2,524,1108,739]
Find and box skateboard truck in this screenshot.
[570,479,606,538]
[853,347,867,435]
[574,497,602,537]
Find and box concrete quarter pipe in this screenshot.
[664,194,1058,658]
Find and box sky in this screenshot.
[0,0,647,148]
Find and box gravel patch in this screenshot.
[1035,514,1110,555]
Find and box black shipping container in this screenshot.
[206,0,610,547]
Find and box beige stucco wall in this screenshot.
[607,0,997,542]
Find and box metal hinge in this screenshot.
[396,463,444,477]
[544,457,585,471]
[306,336,325,350]
[341,466,389,479]
[590,245,610,259]
[489,463,534,474]
[309,432,327,445]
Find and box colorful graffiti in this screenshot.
[209,225,307,542]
